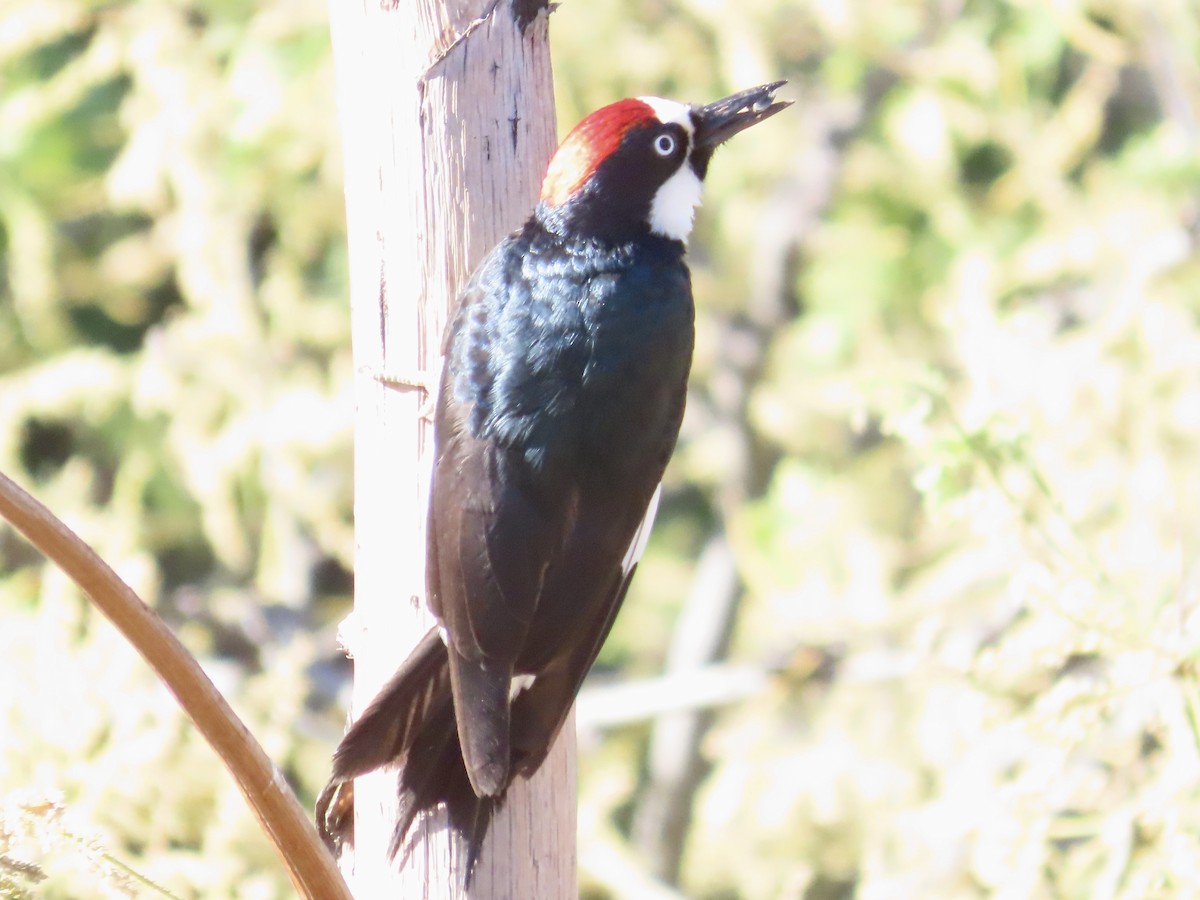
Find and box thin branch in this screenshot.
[577,663,771,731]
[0,470,351,900]
[579,823,690,900]
[628,534,742,881]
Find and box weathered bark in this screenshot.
[327,0,573,895]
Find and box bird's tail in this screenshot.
[316,628,497,878]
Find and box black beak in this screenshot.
[693,81,792,151]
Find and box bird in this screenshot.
[317,80,791,880]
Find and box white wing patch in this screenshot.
[509,673,536,700]
[621,484,663,575]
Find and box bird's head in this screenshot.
[536,81,791,244]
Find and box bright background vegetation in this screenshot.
[3,1,1200,897]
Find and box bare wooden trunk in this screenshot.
[327,1,574,895]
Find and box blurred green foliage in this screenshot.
[3,0,1200,897]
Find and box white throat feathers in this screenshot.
[648,164,704,242]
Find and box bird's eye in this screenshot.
[653,133,676,157]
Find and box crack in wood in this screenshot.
[377,255,388,357]
[420,0,503,83]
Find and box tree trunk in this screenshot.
[327,1,573,896]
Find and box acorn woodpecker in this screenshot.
[318,81,790,875]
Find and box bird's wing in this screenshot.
[505,484,661,777]
[427,400,573,794]
[427,249,578,795]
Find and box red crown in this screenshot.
[540,99,658,208]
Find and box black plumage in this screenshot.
[318,81,790,882]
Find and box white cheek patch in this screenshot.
[637,96,702,241]
[637,96,696,135]
[648,164,704,242]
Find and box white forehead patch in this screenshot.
[637,96,695,134]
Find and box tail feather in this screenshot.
[317,627,504,885]
[328,628,449,782]
[388,696,498,877]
